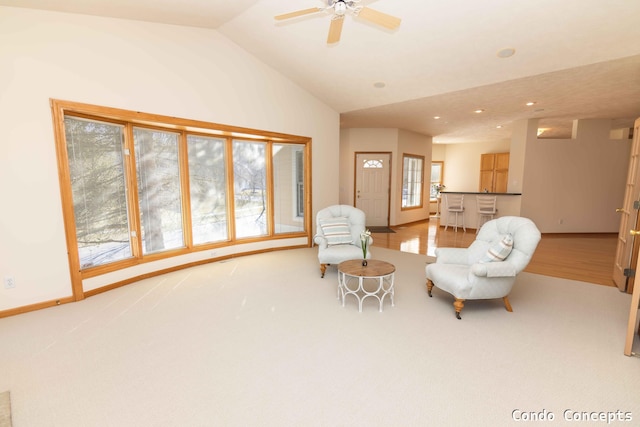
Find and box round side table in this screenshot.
[337,259,395,312]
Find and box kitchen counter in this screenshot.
[440,191,522,196]
[437,192,522,230]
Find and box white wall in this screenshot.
[339,128,431,226]
[396,129,433,224]
[440,140,511,192]
[0,7,339,312]
[340,128,399,219]
[437,120,631,233]
[437,139,516,229]
[519,119,630,232]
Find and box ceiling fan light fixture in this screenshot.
[275,0,400,44]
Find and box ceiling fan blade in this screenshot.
[357,7,401,30]
[275,7,323,21]
[327,16,344,44]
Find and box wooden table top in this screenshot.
[338,259,395,277]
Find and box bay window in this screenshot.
[53,100,311,294]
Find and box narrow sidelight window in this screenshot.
[402,154,424,209]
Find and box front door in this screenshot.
[355,152,391,227]
[613,117,640,293]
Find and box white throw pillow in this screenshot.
[480,234,513,263]
[319,217,353,246]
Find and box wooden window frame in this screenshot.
[51,99,312,300]
[430,161,444,200]
[401,153,425,210]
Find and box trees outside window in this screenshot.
[65,117,132,269]
[55,101,310,276]
[134,127,184,254]
[187,135,228,245]
[233,140,267,238]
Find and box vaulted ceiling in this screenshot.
[2,0,640,143]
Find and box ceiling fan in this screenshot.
[275,0,401,44]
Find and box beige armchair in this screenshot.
[314,205,372,278]
[426,216,541,319]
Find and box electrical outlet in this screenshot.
[4,276,16,289]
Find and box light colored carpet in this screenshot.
[0,247,639,426]
[0,392,10,427]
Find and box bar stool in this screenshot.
[476,195,497,233]
[444,194,465,232]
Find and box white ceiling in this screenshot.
[3,0,640,143]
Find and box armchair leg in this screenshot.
[453,298,465,319]
[426,279,434,297]
[503,296,513,312]
[320,264,327,278]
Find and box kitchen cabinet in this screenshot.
[479,153,509,193]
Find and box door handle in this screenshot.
[630,230,640,236]
[616,208,624,212]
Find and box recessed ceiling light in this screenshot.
[496,125,503,129]
[474,109,485,113]
[497,48,516,58]
[373,82,386,89]
[433,116,441,119]
[526,101,536,106]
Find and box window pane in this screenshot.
[64,117,132,268]
[363,159,383,168]
[430,162,444,198]
[402,155,424,208]
[187,135,228,245]
[134,128,184,254]
[273,144,305,234]
[233,140,267,238]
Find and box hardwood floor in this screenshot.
[371,218,618,287]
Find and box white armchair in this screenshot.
[314,205,372,278]
[426,216,541,319]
